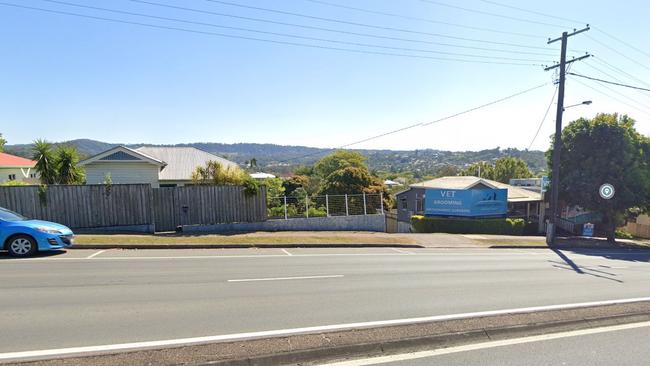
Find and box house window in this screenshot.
[30,173,36,178]
[8,174,16,181]
[401,198,408,210]
[416,198,424,213]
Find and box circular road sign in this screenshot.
[599,184,615,200]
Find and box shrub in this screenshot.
[411,215,526,235]
[614,229,634,239]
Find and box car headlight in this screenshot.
[35,227,63,234]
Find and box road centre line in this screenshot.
[86,250,108,259]
[228,275,344,282]
[1,297,649,362]
[320,320,650,366]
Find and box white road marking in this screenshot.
[3,249,649,262]
[462,235,488,240]
[320,321,650,365]
[86,250,108,259]
[281,248,293,256]
[390,248,414,255]
[228,275,344,282]
[1,297,650,362]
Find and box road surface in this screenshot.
[1,247,649,355]
[326,320,650,365]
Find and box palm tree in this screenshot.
[32,139,57,184]
[56,146,84,184]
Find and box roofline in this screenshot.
[78,145,167,167]
[0,165,35,168]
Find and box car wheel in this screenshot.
[7,235,38,257]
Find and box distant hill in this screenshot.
[5,139,547,177]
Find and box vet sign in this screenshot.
[424,188,508,217]
[599,184,615,200]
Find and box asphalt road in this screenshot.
[1,247,650,355]
[343,322,650,366]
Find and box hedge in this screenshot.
[411,215,526,235]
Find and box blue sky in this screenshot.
[1,0,649,151]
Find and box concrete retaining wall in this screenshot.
[182,215,386,233]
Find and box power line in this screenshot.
[476,0,585,24]
[528,86,558,150]
[302,0,542,39]
[586,34,650,73]
[571,77,650,117]
[567,72,650,92]
[0,2,544,66]
[199,0,556,50]
[594,28,650,61]
[590,57,650,89]
[34,0,552,63]
[277,83,549,163]
[417,0,569,28]
[569,69,650,114]
[128,0,558,54]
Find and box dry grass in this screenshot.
[74,232,416,245]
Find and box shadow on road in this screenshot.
[0,250,68,260]
[548,248,650,283]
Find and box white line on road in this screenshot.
[390,248,414,255]
[281,249,293,256]
[5,250,649,262]
[86,250,108,259]
[228,275,344,282]
[1,297,650,362]
[320,320,650,365]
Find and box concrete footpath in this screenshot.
[8,299,650,366]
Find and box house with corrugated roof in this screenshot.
[0,152,38,184]
[79,146,239,187]
[395,176,544,225]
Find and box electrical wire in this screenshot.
[594,28,650,61]
[199,0,556,50]
[127,0,558,54]
[277,83,549,163]
[571,73,650,116]
[302,0,542,39]
[418,0,569,28]
[476,0,585,24]
[567,72,650,92]
[586,35,650,73]
[0,2,545,66]
[528,86,558,150]
[34,0,552,63]
[590,57,650,89]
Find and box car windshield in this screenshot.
[0,208,27,221]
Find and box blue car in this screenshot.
[0,207,74,257]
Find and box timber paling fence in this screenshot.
[0,184,267,232]
[267,193,384,220]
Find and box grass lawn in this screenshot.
[74,232,417,246]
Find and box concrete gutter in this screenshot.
[9,300,650,366]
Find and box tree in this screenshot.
[0,133,6,152]
[191,160,259,195]
[547,113,650,242]
[313,150,367,179]
[55,146,85,184]
[282,175,310,196]
[32,139,57,184]
[492,157,533,183]
[320,166,374,195]
[461,161,495,180]
[435,164,459,178]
